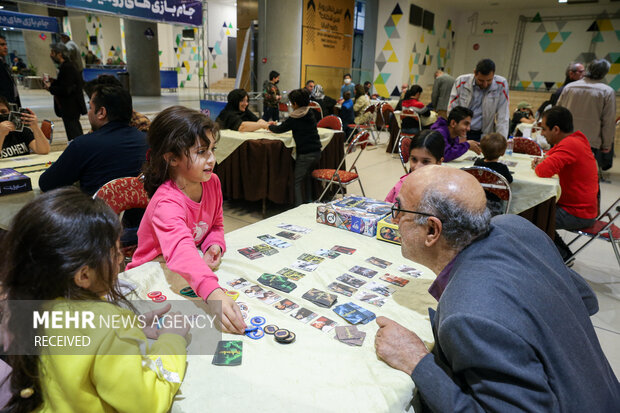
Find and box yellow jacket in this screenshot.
[35,300,187,413]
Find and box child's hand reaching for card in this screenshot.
[206,288,247,334]
[374,316,429,375]
[203,244,222,270]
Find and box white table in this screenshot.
[0,152,62,229]
[121,203,437,412]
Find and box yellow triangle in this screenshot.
[521,81,532,88]
[383,40,394,51]
[548,32,558,41]
[410,74,414,84]
[159,61,163,67]
[556,82,563,88]
[388,52,399,63]
[392,15,402,26]
[408,54,413,72]
[375,83,389,98]
[421,34,424,43]
[192,47,196,53]
[226,29,231,35]
[545,42,562,53]
[610,63,620,75]
[597,19,613,31]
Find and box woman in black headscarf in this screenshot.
[216,89,270,131]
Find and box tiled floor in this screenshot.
[20,86,620,377]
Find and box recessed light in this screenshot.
[558,0,567,3]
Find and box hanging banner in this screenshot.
[0,10,60,33]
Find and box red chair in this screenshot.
[398,134,414,174]
[347,104,377,143]
[565,197,620,268]
[317,115,342,131]
[278,102,291,119]
[378,103,394,133]
[312,131,370,202]
[513,137,543,156]
[462,166,512,214]
[391,108,421,153]
[309,100,323,120]
[41,120,54,143]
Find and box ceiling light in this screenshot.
[558,0,567,3]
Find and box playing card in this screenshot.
[290,307,318,323]
[365,256,392,269]
[291,260,319,272]
[379,273,410,287]
[212,340,243,366]
[257,234,292,248]
[327,282,357,297]
[9,112,24,132]
[331,245,356,255]
[243,284,266,299]
[302,288,338,308]
[347,302,376,324]
[273,299,299,313]
[276,230,301,240]
[349,265,378,278]
[252,243,279,256]
[336,273,367,288]
[354,291,387,307]
[398,265,422,278]
[311,316,337,332]
[335,325,362,340]
[257,273,297,293]
[238,247,263,260]
[364,282,396,297]
[227,277,251,289]
[314,248,341,259]
[277,267,306,281]
[257,290,281,305]
[277,223,311,233]
[335,331,367,346]
[333,302,370,325]
[297,253,325,264]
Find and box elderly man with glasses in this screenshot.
[376,166,620,412]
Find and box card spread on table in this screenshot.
[290,307,318,323]
[331,245,356,255]
[337,273,367,288]
[257,234,292,248]
[302,288,338,308]
[297,253,325,264]
[243,284,266,299]
[277,267,306,281]
[379,273,410,287]
[315,248,341,259]
[354,291,387,307]
[349,265,378,278]
[276,231,301,240]
[364,282,396,297]
[273,298,299,313]
[277,223,311,233]
[334,327,367,346]
[212,340,243,366]
[257,290,281,304]
[333,302,376,325]
[227,277,251,289]
[327,282,357,297]
[238,247,263,260]
[335,325,363,341]
[398,265,422,278]
[365,256,392,269]
[252,243,279,256]
[311,316,337,332]
[257,273,297,293]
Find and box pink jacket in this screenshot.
[385,173,409,204]
[127,176,226,299]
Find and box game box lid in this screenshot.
[0,168,33,196]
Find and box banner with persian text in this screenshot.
[0,10,60,32]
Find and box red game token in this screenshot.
[152,295,167,302]
[147,291,162,299]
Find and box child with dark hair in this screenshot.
[128,106,246,334]
[385,130,445,203]
[340,91,355,139]
[474,132,513,184]
[269,88,322,206]
[0,187,188,412]
[262,70,281,121]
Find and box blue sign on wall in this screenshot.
[0,10,60,33]
[200,100,227,122]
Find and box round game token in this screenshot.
[147,291,162,299]
[246,327,265,340]
[241,310,249,320]
[281,331,296,344]
[263,325,278,335]
[250,316,265,327]
[274,329,290,340]
[237,302,249,312]
[225,290,240,300]
[152,295,167,303]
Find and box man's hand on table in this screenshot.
[531,156,544,169]
[467,140,482,155]
[206,288,247,334]
[203,244,222,270]
[375,316,429,376]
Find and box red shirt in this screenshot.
[402,98,425,109]
[535,131,598,219]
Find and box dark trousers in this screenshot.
[262,106,279,122]
[467,129,483,142]
[554,207,597,260]
[62,116,83,141]
[294,151,321,206]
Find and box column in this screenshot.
[124,19,160,96]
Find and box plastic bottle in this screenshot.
[506,137,514,156]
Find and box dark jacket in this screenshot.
[412,214,620,412]
[216,108,258,131]
[48,60,86,118]
[0,57,20,106]
[268,108,321,154]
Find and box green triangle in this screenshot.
[212,63,217,68]
[374,74,384,85]
[187,74,191,80]
[180,81,185,88]
[560,32,571,41]
[99,23,102,28]
[425,45,430,55]
[593,31,604,42]
[533,81,543,89]
[228,23,233,28]
[616,30,620,41]
[532,12,542,23]
[158,50,163,56]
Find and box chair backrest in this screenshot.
[41,120,54,143]
[513,136,543,156]
[93,176,149,215]
[375,102,394,129]
[309,101,323,119]
[345,131,370,172]
[317,115,342,131]
[462,166,512,212]
[278,102,290,112]
[398,134,414,172]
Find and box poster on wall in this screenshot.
[301,0,355,87]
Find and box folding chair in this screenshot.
[462,166,512,214]
[346,104,378,144]
[391,108,421,154]
[397,134,413,174]
[41,120,54,143]
[564,197,620,269]
[317,115,342,131]
[378,103,394,135]
[93,176,149,261]
[312,131,370,202]
[513,136,543,156]
[278,102,291,120]
[309,100,323,120]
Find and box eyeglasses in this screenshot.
[391,200,439,220]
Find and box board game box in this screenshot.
[0,168,32,196]
[376,215,401,245]
[316,196,391,237]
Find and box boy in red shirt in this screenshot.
[532,106,598,260]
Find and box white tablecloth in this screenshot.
[121,203,437,412]
[216,127,336,163]
[0,152,62,229]
[446,151,560,214]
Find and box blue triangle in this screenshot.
[385,26,395,38]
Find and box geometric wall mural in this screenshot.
[374,3,403,97]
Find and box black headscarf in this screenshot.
[216,88,258,130]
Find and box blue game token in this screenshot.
[250,316,265,326]
[246,327,264,339]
